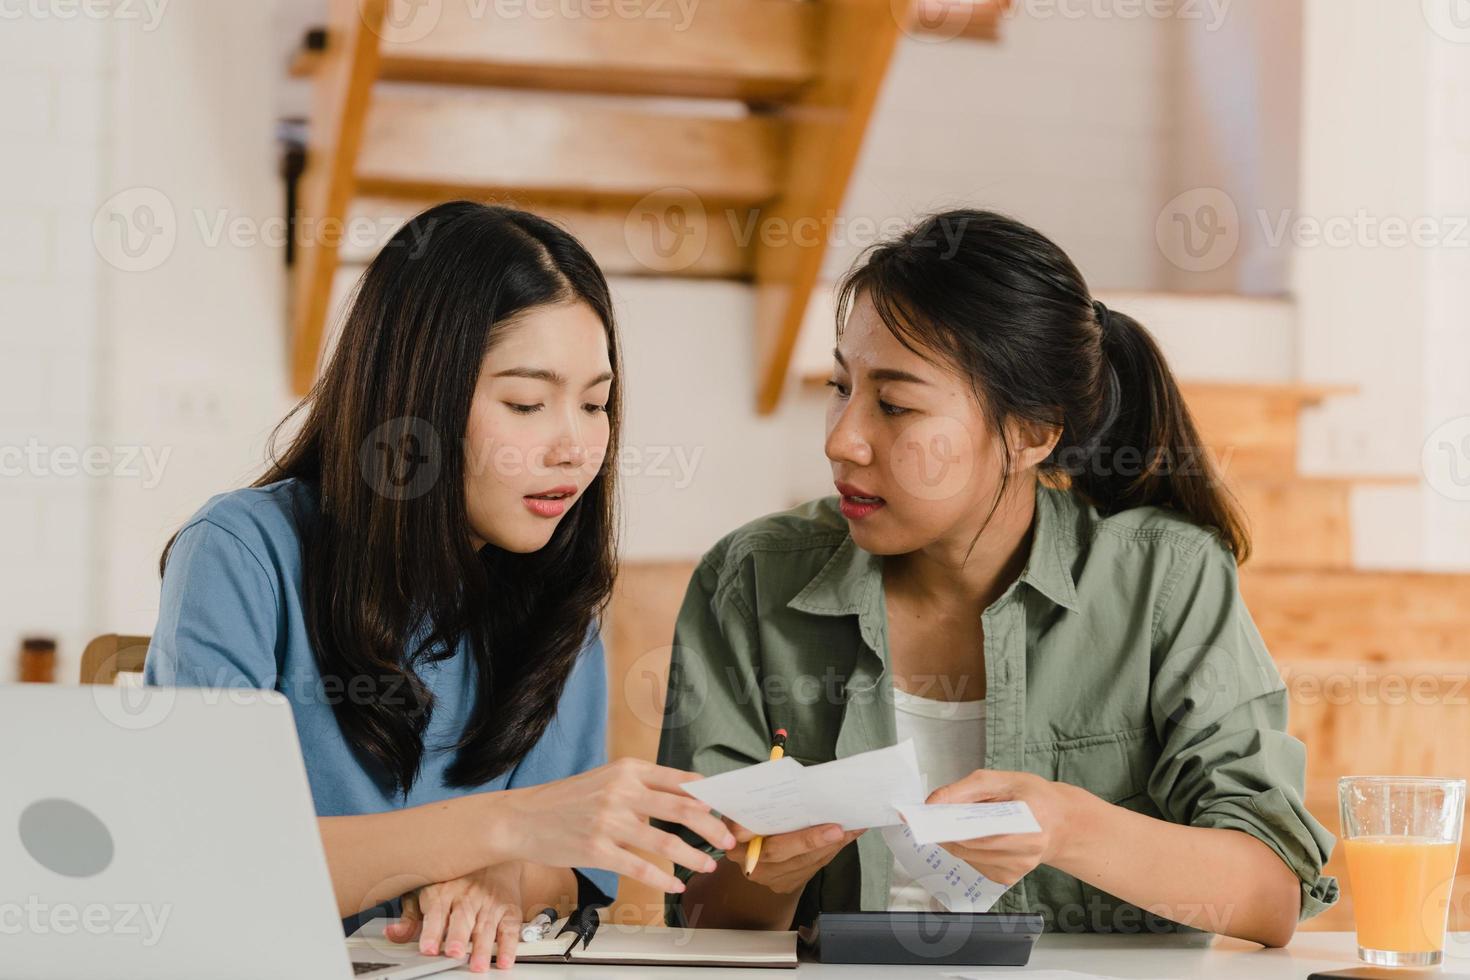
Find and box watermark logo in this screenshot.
[1423,0,1470,43]
[1155,187,1239,273]
[1423,415,1470,502]
[625,189,709,274]
[641,645,711,733]
[91,681,177,732]
[888,414,974,503]
[360,417,443,501]
[896,0,976,42]
[93,187,176,273]
[370,0,443,43]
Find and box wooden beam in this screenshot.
[752,0,905,414]
[289,0,385,396]
[355,93,784,208]
[295,0,819,102]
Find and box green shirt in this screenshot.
[657,482,1338,933]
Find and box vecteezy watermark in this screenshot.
[363,0,699,45]
[0,439,170,489]
[1158,188,1470,273]
[1422,0,1470,44]
[1423,415,1470,501]
[1258,210,1470,250]
[0,0,168,30]
[623,192,963,274]
[1155,187,1241,274]
[1003,0,1231,31]
[0,898,172,947]
[93,188,442,273]
[1279,664,1470,708]
[92,187,177,273]
[360,417,443,503]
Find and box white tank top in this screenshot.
[886,685,987,911]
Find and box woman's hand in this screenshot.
[384,862,525,973]
[723,820,864,895]
[494,758,737,894]
[924,769,1089,885]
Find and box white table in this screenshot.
[436,932,1470,978]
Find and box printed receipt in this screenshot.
[881,822,1009,912]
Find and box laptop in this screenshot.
[1,683,465,980]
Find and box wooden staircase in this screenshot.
[287,0,1011,400]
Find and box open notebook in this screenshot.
[348,914,799,969]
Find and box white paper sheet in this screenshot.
[881,823,1009,912]
[679,756,808,834]
[681,740,926,835]
[897,801,1042,844]
[681,741,1036,913]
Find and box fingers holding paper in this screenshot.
[923,768,1085,885]
[723,822,865,894]
[505,758,737,895]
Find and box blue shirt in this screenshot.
[144,478,617,924]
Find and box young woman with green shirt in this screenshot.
[658,210,1338,946]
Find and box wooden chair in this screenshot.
[79,634,152,685]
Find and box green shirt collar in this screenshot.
[787,481,1082,619]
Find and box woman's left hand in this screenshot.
[924,769,1089,885]
[384,862,526,972]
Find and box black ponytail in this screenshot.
[835,208,1250,563]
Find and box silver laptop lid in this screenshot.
[2,684,352,980]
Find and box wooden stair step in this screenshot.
[356,91,784,207]
[340,195,753,278]
[1242,569,1470,662]
[1232,478,1354,570]
[295,0,819,101]
[1182,382,1354,481]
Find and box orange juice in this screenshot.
[1343,836,1460,953]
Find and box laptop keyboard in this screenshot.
[352,963,395,975]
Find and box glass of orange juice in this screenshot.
[1339,776,1465,967]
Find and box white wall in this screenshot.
[1294,0,1470,570]
[0,1,293,680]
[0,12,112,682]
[831,13,1176,292]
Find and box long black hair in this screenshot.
[836,208,1249,562]
[163,201,622,793]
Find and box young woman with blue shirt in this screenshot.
[144,202,734,972]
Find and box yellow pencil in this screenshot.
[743,729,789,876]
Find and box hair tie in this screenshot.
[1092,300,1111,337]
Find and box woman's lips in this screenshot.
[835,481,886,521]
[523,485,576,519]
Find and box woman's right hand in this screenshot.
[724,821,865,895]
[493,758,736,894]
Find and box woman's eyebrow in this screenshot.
[869,368,930,385]
[492,367,614,390]
[831,349,930,386]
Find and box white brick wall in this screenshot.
[0,12,114,682]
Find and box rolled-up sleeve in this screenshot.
[1147,535,1340,921]
[655,551,771,924]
